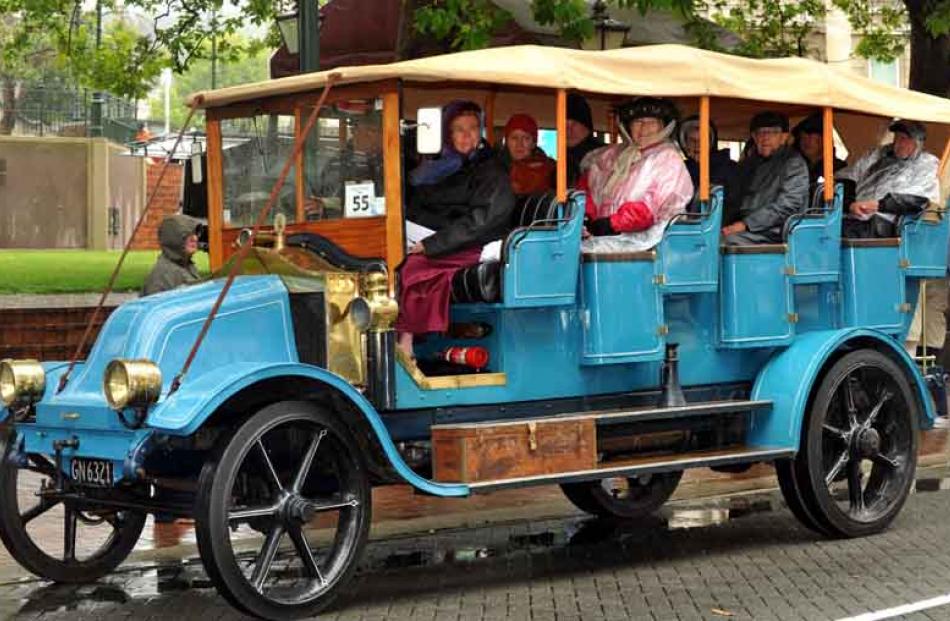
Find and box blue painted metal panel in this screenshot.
[501,197,584,308]
[581,259,665,365]
[840,245,906,333]
[900,203,950,278]
[748,328,936,451]
[719,252,794,348]
[658,188,724,294]
[793,283,840,334]
[786,184,843,284]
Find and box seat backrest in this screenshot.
[783,182,843,284]
[656,185,724,293]
[899,199,950,278]
[510,192,560,228]
[500,192,584,308]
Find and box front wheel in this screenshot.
[0,431,146,583]
[195,401,371,620]
[783,349,918,538]
[560,471,682,519]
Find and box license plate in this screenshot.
[70,458,115,487]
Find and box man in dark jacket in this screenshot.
[678,115,738,210]
[722,111,809,245]
[142,214,203,296]
[566,93,602,187]
[792,112,847,201]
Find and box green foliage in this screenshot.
[414,0,513,50]
[693,0,826,58]
[924,0,950,35]
[833,0,907,62]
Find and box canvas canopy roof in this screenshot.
[189,44,950,168]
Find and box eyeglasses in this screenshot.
[753,128,785,137]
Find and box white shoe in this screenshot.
[932,416,950,429]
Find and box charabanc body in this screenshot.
[2,45,950,620]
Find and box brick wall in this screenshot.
[0,307,116,361]
[129,161,184,250]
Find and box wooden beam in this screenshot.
[206,119,224,271]
[940,136,950,178]
[698,96,710,202]
[557,89,567,202]
[823,106,834,204]
[383,90,404,293]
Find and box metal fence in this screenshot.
[4,87,140,143]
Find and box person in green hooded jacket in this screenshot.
[142,214,203,296]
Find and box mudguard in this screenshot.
[147,362,470,497]
[748,328,935,451]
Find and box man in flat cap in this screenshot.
[792,111,847,201]
[839,119,940,239]
[722,111,809,244]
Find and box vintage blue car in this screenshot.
[2,45,950,620]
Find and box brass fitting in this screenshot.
[360,271,399,332]
[103,359,162,410]
[0,359,45,407]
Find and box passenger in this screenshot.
[839,119,940,239]
[792,112,846,200]
[397,100,515,357]
[498,113,556,195]
[722,111,809,244]
[678,115,739,209]
[142,215,204,296]
[566,93,601,186]
[578,97,693,252]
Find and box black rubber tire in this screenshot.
[793,349,918,538]
[0,430,146,583]
[195,401,371,620]
[560,471,683,519]
[775,458,833,536]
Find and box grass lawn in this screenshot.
[0,250,211,295]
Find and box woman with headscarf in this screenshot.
[397,100,516,357]
[578,97,693,253]
[498,113,555,195]
[839,119,940,238]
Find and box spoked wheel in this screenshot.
[195,401,371,620]
[783,349,918,538]
[0,430,146,583]
[560,471,682,519]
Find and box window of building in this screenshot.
[869,58,900,87]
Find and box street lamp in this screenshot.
[581,0,630,51]
[276,12,299,54]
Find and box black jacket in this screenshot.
[803,153,847,201]
[685,148,739,212]
[731,145,809,238]
[408,147,516,257]
[567,135,601,187]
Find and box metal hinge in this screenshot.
[899,258,911,269]
[786,313,799,324]
[783,266,796,276]
[657,325,670,336]
[899,302,913,313]
[653,274,666,285]
[527,422,538,451]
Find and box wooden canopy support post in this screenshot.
[698,96,709,202]
[206,118,224,270]
[607,108,617,145]
[556,89,567,202]
[383,90,404,293]
[940,136,950,177]
[823,107,834,204]
[485,91,496,145]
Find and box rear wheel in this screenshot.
[785,350,918,538]
[560,471,682,519]
[195,401,371,620]
[0,430,146,583]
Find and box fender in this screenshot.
[147,362,470,497]
[748,328,934,451]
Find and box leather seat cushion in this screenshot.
[451,261,502,303]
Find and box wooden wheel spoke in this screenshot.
[256,439,284,492]
[843,376,859,427]
[21,497,61,525]
[862,389,892,430]
[871,452,900,469]
[292,429,327,494]
[822,423,849,440]
[847,459,865,514]
[824,449,850,487]
[250,524,285,592]
[288,525,325,586]
[63,505,78,562]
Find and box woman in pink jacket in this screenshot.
[578,97,693,253]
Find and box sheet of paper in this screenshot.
[406,220,436,249]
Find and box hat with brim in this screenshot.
[750,111,790,133]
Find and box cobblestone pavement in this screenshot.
[5,473,950,621]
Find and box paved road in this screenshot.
[4,475,950,621]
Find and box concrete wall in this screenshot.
[0,136,147,250]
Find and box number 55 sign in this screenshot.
[344,181,384,218]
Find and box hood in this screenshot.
[159,215,202,264]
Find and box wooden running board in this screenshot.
[466,446,795,493]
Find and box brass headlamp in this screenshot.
[346,271,398,333]
[103,360,162,410]
[0,359,46,407]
